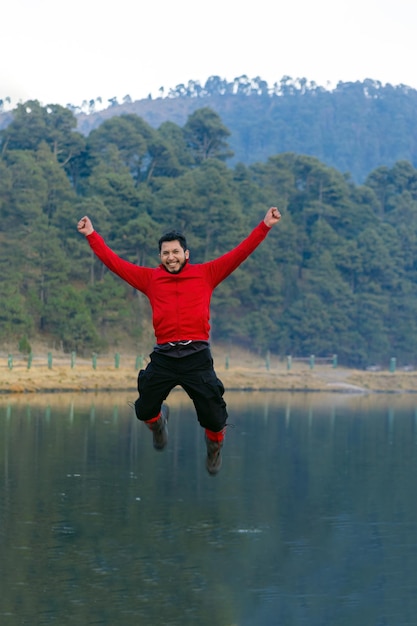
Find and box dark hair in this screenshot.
[158,230,188,252]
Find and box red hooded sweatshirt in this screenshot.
[87,221,271,344]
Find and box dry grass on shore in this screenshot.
[1,348,417,394]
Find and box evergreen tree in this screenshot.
[183,108,234,163]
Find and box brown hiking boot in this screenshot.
[205,436,223,475]
[148,404,169,450]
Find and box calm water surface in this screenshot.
[1,390,417,625]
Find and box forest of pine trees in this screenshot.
[2,97,417,368]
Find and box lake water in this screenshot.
[1,390,417,626]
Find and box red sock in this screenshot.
[145,412,161,424]
[205,428,225,443]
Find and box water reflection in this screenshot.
[1,391,417,625]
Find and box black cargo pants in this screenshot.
[134,348,228,433]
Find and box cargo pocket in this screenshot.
[202,372,225,399]
[137,368,154,393]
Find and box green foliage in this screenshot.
[67,78,417,184]
[18,335,32,354]
[183,107,234,164]
[158,120,194,169]
[0,282,32,340]
[0,100,85,172]
[86,114,182,184]
[2,100,417,367]
[43,285,100,353]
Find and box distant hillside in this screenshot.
[2,77,417,183]
[72,77,417,183]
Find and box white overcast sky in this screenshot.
[2,0,417,107]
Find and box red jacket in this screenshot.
[87,221,271,344]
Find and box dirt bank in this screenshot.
[1,349,416,394]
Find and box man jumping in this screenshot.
[77,206,281,475]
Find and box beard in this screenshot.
[164,259,188,274]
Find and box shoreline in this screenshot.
[1,352,417,394]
